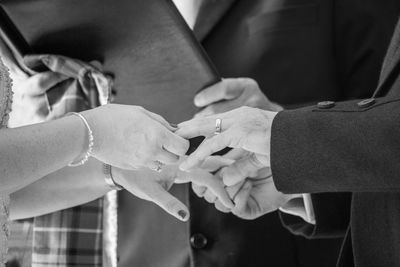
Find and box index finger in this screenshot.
[194,79,244,107]
[162,130,190,156]
[176,114,234,139]
[179,133,232,171]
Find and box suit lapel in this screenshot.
[374,18,400,96]
[193,0,236,41]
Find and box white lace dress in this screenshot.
[0,58,14,267]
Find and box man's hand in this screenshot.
[193,164,293,220]
[194,78,282,117]
[177,106,278,171]
[226,172,292,220]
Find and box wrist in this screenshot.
[110,167,130,188]
[103,164,124,190]
[81,108,104,159]
[67,112,94,167]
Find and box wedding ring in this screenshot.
[153,160,164,172]
[215,118,222,135]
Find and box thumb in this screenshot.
[149,184,190,222]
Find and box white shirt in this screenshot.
[172,0,204,29]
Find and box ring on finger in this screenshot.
[215,118,222,135]
[153,160,165,172]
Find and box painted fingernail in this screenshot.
[178,210,187,220]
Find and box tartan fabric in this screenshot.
[32,199,103,267]
[22,54,112,267]
[7,220,33,267]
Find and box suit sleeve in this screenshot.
[271,94,400,193]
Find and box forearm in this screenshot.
[0,113,88,194]
[10,158,110,220]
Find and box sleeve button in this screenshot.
[317,101,335,109]
[357,98,375,108]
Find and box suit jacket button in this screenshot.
[190,233,208,249]
[357,98,375,108]
[317,101,335,109]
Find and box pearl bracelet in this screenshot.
[68,112,94,167]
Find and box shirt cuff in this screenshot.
[279,194,316,224]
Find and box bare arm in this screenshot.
[9,158,109,220]
[0,115,87,195]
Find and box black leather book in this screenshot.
[0,0,220,123]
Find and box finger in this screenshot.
[195,102,233,117]
[255,167,273,179]
[194,79,245,107]
[184,169,234,208]
[226,181,245,200]
[201,156,234,172]
[203,189,218,203]
[148,183,190,221]
[189,169,234,208]
[162,131,190,156]
[26,71,70,95]
[232,180,252,216]
[223,148,250,161]
[177,114,234,139]
[195,97,243,117]
[180,133,231,171]
[176,116,218,139]
[192,184,207,197]
[214,199,231,213]
[143,109,175,131]
[221,154,266,186]
[156,149,180,165]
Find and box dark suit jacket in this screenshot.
[118,1,400,266]
[271,17,400,267]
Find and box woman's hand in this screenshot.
[112,165,190,221]
[83,104,189,170]
[176,106,278,171]
[112,161,234,222]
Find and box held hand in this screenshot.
[112,165,190,221]
[226,174,292,220]
[194,166,292,220]
[112,161,234,221]
[84,105,189,170]
[194,78,283,117]
[176,106,278,171]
